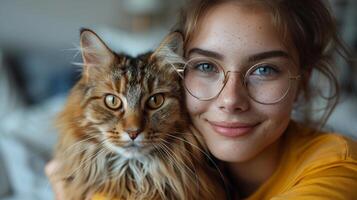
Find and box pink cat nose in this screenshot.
[126,129,142,140]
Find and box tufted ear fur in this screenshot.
[152,31,185,67]
[79,28,115,79]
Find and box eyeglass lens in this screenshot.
[183,58,293,104]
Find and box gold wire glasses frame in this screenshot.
[176,57,301,105]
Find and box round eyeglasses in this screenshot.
[177,57,301,105]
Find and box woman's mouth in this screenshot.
[207,120,259,137]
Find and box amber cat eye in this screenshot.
[147,94,164,109]
[104,94,122,110]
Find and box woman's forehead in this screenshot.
[189,5,279,53]
[186,2,298,66]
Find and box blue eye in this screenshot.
[195,62,219,73]
[251,65,279,76]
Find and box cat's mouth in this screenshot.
[122,144,154,159]
[124,145,143,155]
[106,140,154,159]
[123,142,141,149]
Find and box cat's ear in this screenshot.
[152,31,185,65]
[80,28,115,73]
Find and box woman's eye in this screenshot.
[147,93,165,109]
[195,62,219,73]
[251,65,279,76]
[104,94,122,110]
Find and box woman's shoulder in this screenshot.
[255,122,357,199]
[285,121,357,169]
[247,122,357,199]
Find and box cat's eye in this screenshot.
[147,94,165,109]
[104,94,122,110]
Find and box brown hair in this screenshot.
[173,0,350,128]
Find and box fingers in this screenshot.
[45,160,65,200]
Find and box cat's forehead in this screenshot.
[111,53,154,80]
[107,52,174,94]
[112,52,171,80]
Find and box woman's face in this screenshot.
[185,2,300,162]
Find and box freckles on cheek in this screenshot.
[185,93,206,116]
[261,100,294,124]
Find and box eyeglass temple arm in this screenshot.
[289,75,302,80]
[175,68,185,79]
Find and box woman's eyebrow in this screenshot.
[187,48,224,60]
[247,50,290,63]
[187,48,290,63]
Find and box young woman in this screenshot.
[47,0,357,199]
[174,0,357,199]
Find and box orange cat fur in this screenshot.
[53,29,227,200]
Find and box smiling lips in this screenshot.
[208,121,258,137]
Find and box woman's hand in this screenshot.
[45,160,94,200]
[45,160,66,200]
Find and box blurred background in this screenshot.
[0,0,355,199]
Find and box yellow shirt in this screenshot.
[247,122,357,200]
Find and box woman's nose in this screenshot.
[215,72,250,113]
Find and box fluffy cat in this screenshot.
[53,29,226,200]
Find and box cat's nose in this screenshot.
[126,128,142,140]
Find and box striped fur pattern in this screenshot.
[54,29,226,200]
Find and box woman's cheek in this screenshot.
[185,93,206,116]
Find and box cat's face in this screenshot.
[74,29,185,159]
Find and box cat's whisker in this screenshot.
[60,43,82,60]
[67,141,106,175]
[105,132,121,138]
[159,138,198,166]
[107,149,117,163]
[156,143,201,197]
[67,145,108,179]
[155,142,195,195]
[66,150,107,183]
[164,134,231,195]
[61,140,105,163]
[158,138,200,192]
[62,134,100,155]
[165,133,227,187]
[97,138,113,149]
[71,62,85,74]
[157,139,199,187]
[71,62,84,66]
[150,143,177,197]
[155,142,182,173]
[60,47,79,52]
[60,44,80,52]
[151,143,164,158]
[104,139,129,145]
[155,142,176,165]
[164,140,200,195]
[159,137,197,170]
[73,51,81,60]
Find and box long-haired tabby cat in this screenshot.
[53,29,226,200]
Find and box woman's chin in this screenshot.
[206,139,257,162]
